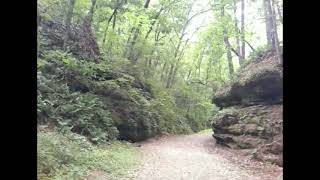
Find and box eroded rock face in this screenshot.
[211,57,283,166]
[213,59,283,108]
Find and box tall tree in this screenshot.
[275,0,283,24]
[88,0,97,22]
[221,3,234,78]
[102,0,123,45]
[165,3,212,88]
[264,0,281,63]
[127,0,151,62]
[233,0,242,64]
[263,0,273,46]
[240,0,245,61]
[270,0,281,64]
[63,0,76,49]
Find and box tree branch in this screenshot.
[244,39,256,52]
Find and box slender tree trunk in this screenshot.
[263,0,281,64]
[275,0,283,24]
[171,64,179,87]
[244,39,256,52]
[144,0,151,8]
[221,5,234,78]
[270,0,281,64]
[88,0,97,23]
[112,10,117,30]
[166,64,174,88]
[197,48,206,78]
[165,2,195,88]
[102,9,117,45]
[127,1,151,62]
[145,8,164,39]
[205,60,212,85]
[266,0,276,49]
[224,36,234,78]
[233,0,242,64]
[63,0,76,49]
[187,69,192,81]
[240,0,245,61]
[169,38,189,88]
[160,62,167,81]
[264,0,273,46]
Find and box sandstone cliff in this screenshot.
[211,56,283,166]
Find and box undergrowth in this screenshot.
[37,130,141,180]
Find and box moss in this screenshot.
[227,124,243,135]
[246,117,260,124]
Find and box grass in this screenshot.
[37,131,142,180]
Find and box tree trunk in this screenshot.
[79,0,100,60]
[160,62,167,81]
[233,0,242,64]
[144,0,151,8]
[264,0,281,64]
[264,0,273,46]
[205,59,212,85]
[169,38,190,88]
[145,8,164,39]
[244,39,256,52]
[275,0,283,24]
[166,64,174,88]
[88,0,97,23]
[224,36,234,78]
[171,64,179,87]
[221,4,234,78]
[112,10,117,30]
[63,0,76,49]
[102,8,117,45]
[197,48,206,78]
[240,0,245,61]
[127,1,151,62]
[270,0,281,64]
[187,69,192,81]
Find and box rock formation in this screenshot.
[211,56,283,166]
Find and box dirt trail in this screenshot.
[124,132,282,180]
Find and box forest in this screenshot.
[37,0,283,179]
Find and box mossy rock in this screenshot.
[213,57,282,108]
[234,136,263,149]
[246,117,260,124]
[226,124,243,135]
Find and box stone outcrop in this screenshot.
[211,56,283,166]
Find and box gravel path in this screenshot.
[124,132,282,180]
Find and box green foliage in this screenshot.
[37,49,200,143]
[247,44,272,62]
[38,51,119,143]
[37,131,141,180]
